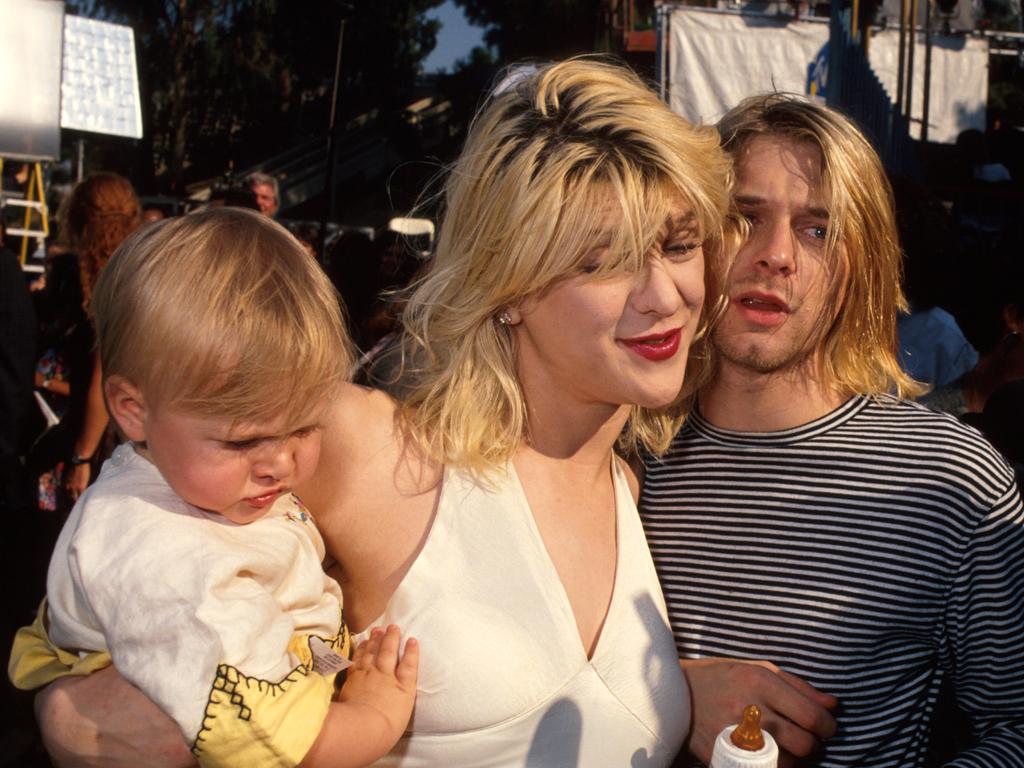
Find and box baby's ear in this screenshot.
[105,375,149,442]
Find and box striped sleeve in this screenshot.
[945,479,1024,767]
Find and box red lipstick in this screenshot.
[620,328,682,361]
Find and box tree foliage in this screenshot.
[453,0,603,62]
[66,0,442,193]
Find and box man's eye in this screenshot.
[807,225,827,240]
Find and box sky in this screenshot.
[421,0,487,73]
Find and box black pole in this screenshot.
[318,13,348,264]
[827,0,844,110]
[896,0,907,116]
[906,0,917,120]
[922,0,933,147]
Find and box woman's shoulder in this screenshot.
[328,382,398,435]
[328,384,440,469]
[305,384,441,523]
[308,385,397,503]
[303,385,443,624]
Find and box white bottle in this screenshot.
[709,705,779,768]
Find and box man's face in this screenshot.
[252,183,278,217]
[712,136,837,376]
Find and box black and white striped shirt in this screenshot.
[641,395,1024,767]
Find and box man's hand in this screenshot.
[682,658,838,768]
[35,666,194,768]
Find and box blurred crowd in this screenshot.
[891,129,1024,483]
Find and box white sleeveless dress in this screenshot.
[356,460,689,767]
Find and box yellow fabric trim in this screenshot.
[192,626,350,768]
[7,599,112,690]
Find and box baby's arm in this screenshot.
[300,625,419,768]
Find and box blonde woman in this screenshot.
[35,59,730,767]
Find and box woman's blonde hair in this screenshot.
[92,207,353,426]
[58,172,141,313]
[716,93,925,399]
[398,58,731,472]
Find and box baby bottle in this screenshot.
[709,704,779,768]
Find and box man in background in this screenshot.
[245,171,279,218]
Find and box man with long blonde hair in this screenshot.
[641,94,1024,766]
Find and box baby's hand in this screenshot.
[340,625,419,743]
[299,626,419,767]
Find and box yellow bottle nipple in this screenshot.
[730,705,766,751]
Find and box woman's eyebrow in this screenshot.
[667,211,699,230]
[584,233,614,251]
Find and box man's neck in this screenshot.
[700,358,847,433]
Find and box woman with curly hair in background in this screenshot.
[35,173,141,511]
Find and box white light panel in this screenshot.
[0,0,63,160]
[60,14,143,139]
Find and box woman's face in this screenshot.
[513,196,706,415]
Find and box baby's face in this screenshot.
[136,403,325,524]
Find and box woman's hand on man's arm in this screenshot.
[35,666,195,768]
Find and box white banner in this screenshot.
[667,8,988,144]
[668,11,829,126]
[869,32,988,143]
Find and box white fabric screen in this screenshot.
[667,8,988,144]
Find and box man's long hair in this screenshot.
[717,94,925,399]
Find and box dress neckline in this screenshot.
[505,459,626,663]
[353,459,632,660]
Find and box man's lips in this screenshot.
[244,488,286,508]
[620,328,682,361]
[733,292,789,327]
